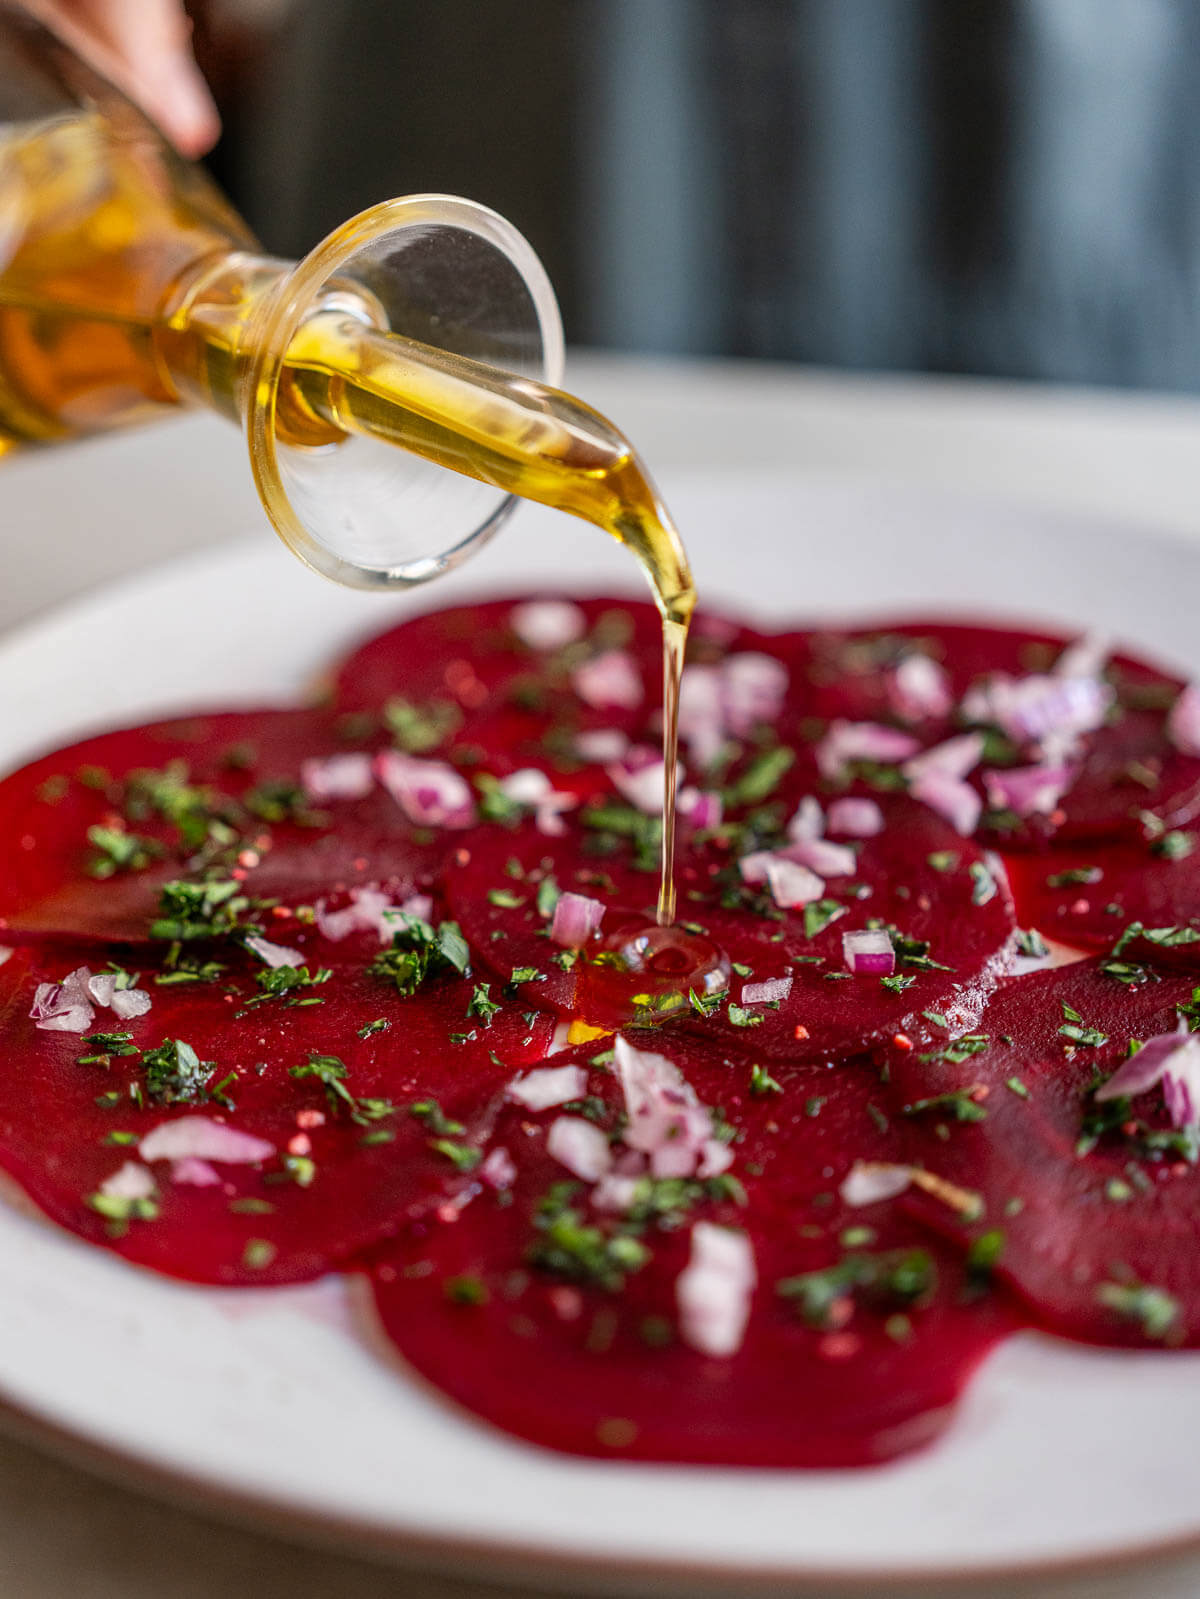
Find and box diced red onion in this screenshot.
[607,746,672,814]
[1055,633,1110,681]
[546,1115,613,1181]
[315,886,431,945]
[720,652,789,735]
[170,1157,222,1187]
[572,649,644,711]
[887,654,952,721]
[1167,685,1200,758]
[114,988,153,1020]
[510,598,587,651]
[741,975,793,1005]
[909,772,982,836]
[375,751,476,829]
[300,752,374,803]
[764,858,825,910]
[0,947,12,968]
[549,891,606,949]
[590,1173,641,1213]
[983,763,1074,819]
[86,971,153,1019]
[679,655,789,769]
[499,768,578,836]
[698,1138,735,1179]
[613,1035,725,1180]
[782,837,857,878]
[507,1063,588,1112]
[139,1116,274,1165]
[574,728,630,764]
[99,1161,156,1201]
[825,796,885,838]
[480,1146,517,1190]
[1096,1024,1200,1129]
[737,850,773,887]
[963,673,1112,751]
[903,732,985,784]
[677,786,723,830]
[244,933,305,969]
[816,721,921,780]
[786,795,824,842]
[841,928,896,976]
[30,966,95,1033]
[676,1222,756,1358]
[840,1161,913,1206]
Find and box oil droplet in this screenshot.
[577,913,730,1029]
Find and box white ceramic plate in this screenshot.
[2,470,1200,1594]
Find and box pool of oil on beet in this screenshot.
[576,913,731,1028]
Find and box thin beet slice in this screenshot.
[779,619,1200,848]
[885,959,1200,1347]
[443,799,1016,1063]
[1003,841,1200,956]
[0,936,552,1285]
[367,1036,1018,1468]
[0,708,436,944]
[330,594,668,721]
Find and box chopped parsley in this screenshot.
[141,1039,213,1105]
[902,1089,987,1123]
[369,915,470,995]
[1096,1276,1181,1341]
[777,1248,938,1329]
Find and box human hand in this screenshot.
[25,0,220,156]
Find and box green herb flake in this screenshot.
[903,1090,987,1123]
[803,899,846,939]
[1096,1277,1181,1341]
[926,851,959,874]
[467,983,501,1026]
[880,973,916,993]
[1005,1076,1030,1099]
[1152,830,1196,862]
[749,1063,783,1097]
[443,1274,489,1306]
[357,1018,389,1039]
[777,1248,937,1329]
[1047,866,1103,888]
[536,876,561,919]
[241,1238,277,1271]
[727,1003,762,1029]
[969,860,998,906]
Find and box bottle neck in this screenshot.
[154,250,357,448]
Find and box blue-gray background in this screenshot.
[199,0,1200,390]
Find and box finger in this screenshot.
[30,0,221,156]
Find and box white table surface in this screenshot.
[2,349,1200,1599]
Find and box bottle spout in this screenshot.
[240,194,565,590]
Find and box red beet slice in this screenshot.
[779,619,1200,848]
[0,936,553,1285]
[1003,841,1200,956]
[443,799,1017,1063]
[0,708,437,944]
[885,959,1200,1347]
[330,594,668,719]
[367,1036,1017,1468]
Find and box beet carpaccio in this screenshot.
[2,595,1200,1466]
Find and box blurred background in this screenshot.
[192,0,1200,392]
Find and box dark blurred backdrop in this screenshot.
[192,0,1200,390]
